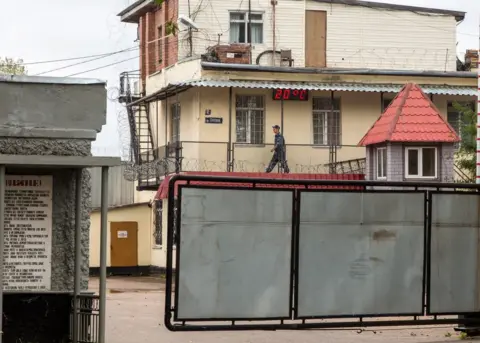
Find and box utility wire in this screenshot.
[33,46,139,76]
[34,36,182,76]
[64,56,139,77]
[20,45,139,66]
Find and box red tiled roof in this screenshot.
[358,83,460,146]
[155,171,365,199]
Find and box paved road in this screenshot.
[89,277,469,343]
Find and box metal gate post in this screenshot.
[0,165,5,343]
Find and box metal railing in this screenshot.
[135,141,367,188]
[119,71,142,103]
[454,162,474,183]
[70,294,99,343]
[231,143,365,173]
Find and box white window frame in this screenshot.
[229,11,264,44]
[404,147,438,179]
[376,147,387,179]
[235,95,265,144]
[312,97,341,146]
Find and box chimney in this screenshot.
[465,49,478,72]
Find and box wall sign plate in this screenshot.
[205,117,223,124]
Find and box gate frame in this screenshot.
[164,174,480,331]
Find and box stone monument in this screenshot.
[0,75,120,343]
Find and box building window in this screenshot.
[376,147,387,179]
[382,98,393,112]
[447,101,475,148]
[170,103,180,143]
[235,95,264,144]
[229,12,263,44]
[405,147,437,179]
[312,97,341,146]
[157,26,163,62]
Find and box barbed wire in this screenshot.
[119,156,367,181]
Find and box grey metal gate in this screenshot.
[165,174,480,331]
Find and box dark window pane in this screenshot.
[251,23,263,43]
[376,149,382,177]
[382,99,392,112]
[407,149,418,176]
[422,148,436,177]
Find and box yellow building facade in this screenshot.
[134,62,477,185]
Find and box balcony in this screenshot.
[118,71,143,104]
[136,141,367,189]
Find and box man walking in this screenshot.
[265,125,290,173]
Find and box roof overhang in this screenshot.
[201,62,477,79]
[0,74,105,85]
[311,0,465,21]
[127,79,477,106]
[0,155,121,169]
[117,0,156,23]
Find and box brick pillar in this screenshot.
[139,16,147,88]
[163,2,169,67]
[145,12,156,76]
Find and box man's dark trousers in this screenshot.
[266,150,290,173]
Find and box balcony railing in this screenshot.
[118,71,142,103]
[231,143,365,174]
[136,141,367,187]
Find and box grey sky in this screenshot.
[1,0,478,157]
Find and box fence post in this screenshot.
[175,142,181,174]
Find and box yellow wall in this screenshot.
[166,85,476,173]
[142,69,476,174]
[151,199,175,269]
[89,204,153,268]
[133,190,156,204]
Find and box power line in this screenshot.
[33,46,139,76]
[34,35,185,76]
[20,45,139,66]
[64,56,139,77]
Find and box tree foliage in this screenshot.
[153,0,178,36]
[452,101,476,178]
[0,57,27,75]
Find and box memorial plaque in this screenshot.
[4,175,53,291]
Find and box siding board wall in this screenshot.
[306,1,457,71]
[90,165,135,208]
[177,0,305,66]
[177,0,457,71]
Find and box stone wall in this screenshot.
[1,138,92,290]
